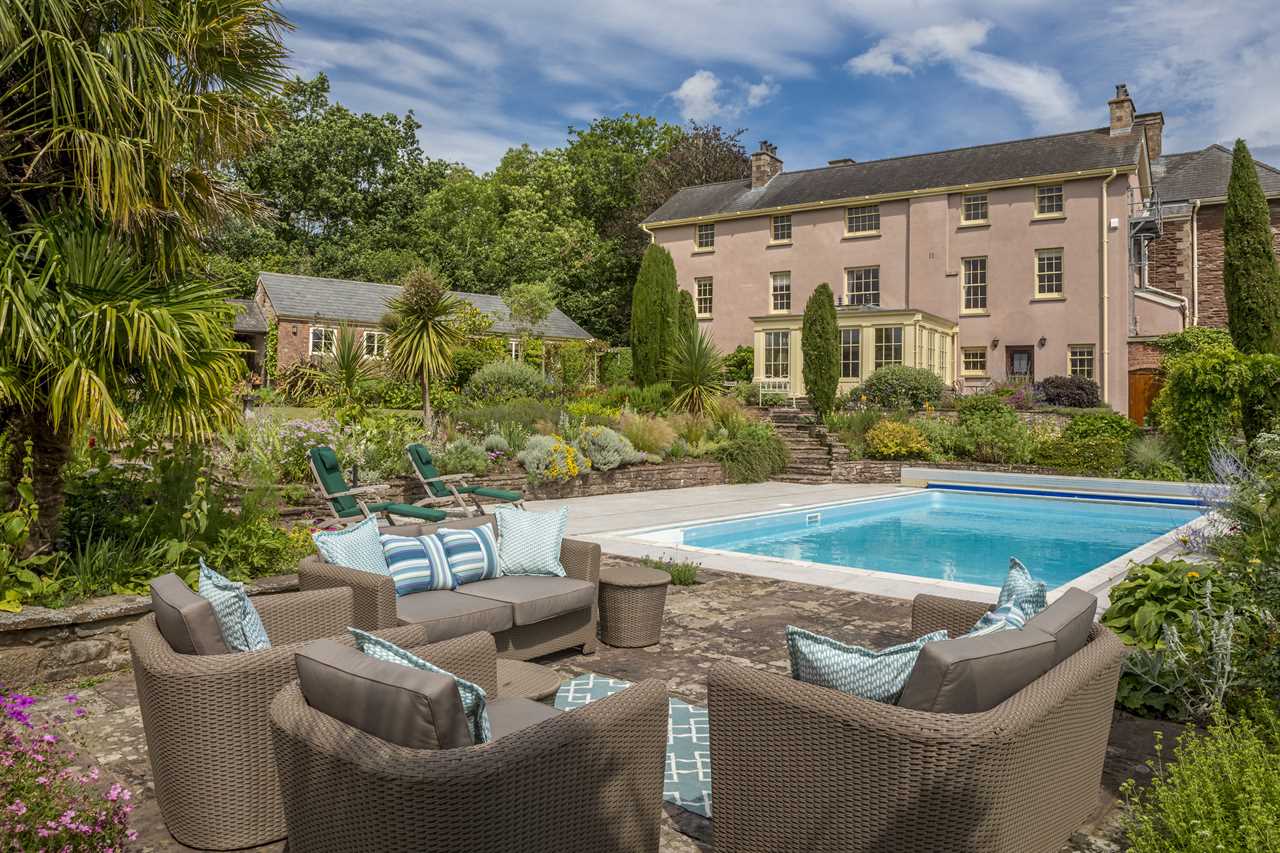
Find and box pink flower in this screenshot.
[62,695,78,705]
[7,801,27,816]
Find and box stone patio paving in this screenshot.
[19,556,1175,852]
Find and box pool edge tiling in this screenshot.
[608,485,1209,604]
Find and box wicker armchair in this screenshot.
[130,586,437,850]
[269,632,669,853]
[708,593,1127,853]
[298,516,601,659]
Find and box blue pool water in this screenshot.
[678,490,1201,589]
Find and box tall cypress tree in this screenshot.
[1224,139,1280,356]
[802,282,840,416]
[677,289,698,343]
[1224,139,1280,439]
[630,244,677,385]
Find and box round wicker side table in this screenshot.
[495,659,562,702]
[598,564,669,648]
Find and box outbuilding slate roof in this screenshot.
[1152,145,1280,203]
[256,272,592,340]
[644,126,1144,224]
[228,298,268,334]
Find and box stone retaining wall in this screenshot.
[833,459,1063,484]
[0,575,298,688]
[279,461,726,523]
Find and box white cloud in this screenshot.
[670,70,780,123]
[848,20,1082,131]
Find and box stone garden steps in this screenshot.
[765,407,836,484]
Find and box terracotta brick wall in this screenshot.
[1147,201,1280,331]
[270,319,384,369]
[1127,340,1164,371]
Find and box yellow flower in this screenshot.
[1249,558,1262,565]
[1185,571,1200,579]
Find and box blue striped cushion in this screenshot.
[436,526,500,585]
[380,534,456,595]
[350,629,491,744]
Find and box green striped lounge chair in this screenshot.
[406,443,524,516]
[308,446,447,528]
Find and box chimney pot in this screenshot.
[751,141,783,189]
[1108,82,1135,136]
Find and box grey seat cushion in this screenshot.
[149,573,229,655]
[295,639,472,749]
[1026,587,1097,666]
[486,697,561,740]
[897,626,1058,714]
[396,590,514,640]
[456,576,596,626]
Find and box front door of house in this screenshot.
[1006,346,1034,384]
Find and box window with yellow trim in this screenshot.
[961,347,987,375]
[1036,185,1064,215]
[771,215,792,242]
[962,257,988,312]
[874,327,903,370]
[846,204,880,234]
[695,277,713,317]
[1069,344,1094,380]
[696,222,715,249]
[1036,249,1064,296]
[962,193,988,223]
[770,272,791,312]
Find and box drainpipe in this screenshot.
[1191,199,1202,325]
[1100,169,1118,405]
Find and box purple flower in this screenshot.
[8,801,27,816]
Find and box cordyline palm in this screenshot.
[309,325,380,412]
[666,328,727,415]
[0,215,246,545]
[382,268,465,434]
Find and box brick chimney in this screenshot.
[1136,112,1164,160]
[1108,84,1134,136]
[751,141,782,189]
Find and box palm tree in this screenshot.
[0,0,289,545]
[0,0,290,256]
[0,215,246,545]
[383,268,466,433]
[666,328,727,415]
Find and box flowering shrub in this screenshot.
[574,425,645,472]
[435,439,490,475]
[517,435,590,484]
[1,689,136,850]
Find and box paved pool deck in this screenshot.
[525,480,1203,605]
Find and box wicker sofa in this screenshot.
[269,632,669,853]
[298,514,600,659]
[131,580,440,850]
[707,593,1127,853]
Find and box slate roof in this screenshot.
[256,272,593,340]
[228,298,268,334]
[644,126,1144,224]
[1152,144,1280,203]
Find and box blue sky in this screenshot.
[282,0,1280,173]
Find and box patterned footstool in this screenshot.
[598,564,669,648]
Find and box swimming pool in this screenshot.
[662,490,1202,590]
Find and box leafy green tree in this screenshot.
[802,283,840,416]
[678,290,698,342]
[1224,139,1280,438]
[0,0,288,544]
[630,245,678,385]
[383,268,466,432]
[666,330,727,415]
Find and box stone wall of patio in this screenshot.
[0,575,299,687]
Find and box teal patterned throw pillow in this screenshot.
[494,505,567,577]
[968,600,1031,637]
[197,559,271,653]
[786,625,948,703]
[312,515,389,576]
[350,628,491,744]
[996,558,1048,615]
[436,525,500,585]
